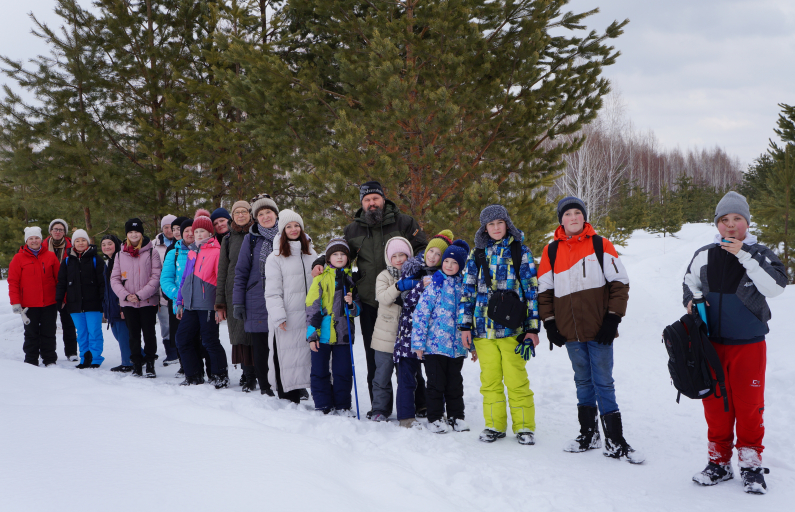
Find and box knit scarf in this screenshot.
[123,238,143,258]
[48,237,67,262]
[387,265,401,280]
[257,221,279,286]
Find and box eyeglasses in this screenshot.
[51,228,65,233]
[233,209,249,216]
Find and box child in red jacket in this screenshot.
[8,227,61,366]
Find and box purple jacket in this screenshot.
[233,225,270,333]
[110,237,163,308]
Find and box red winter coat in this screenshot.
[8,245,61,308]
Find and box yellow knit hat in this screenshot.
[424,230,454,264]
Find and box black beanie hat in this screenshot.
[171,216,189,230]
[359,181,385,202]
[180,218,194,233]
[125,218,145,236]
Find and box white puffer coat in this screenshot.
[265,240,317,393]
[371,237,412,353]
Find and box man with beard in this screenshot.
[44,219,78,361]
[312,181,427,413]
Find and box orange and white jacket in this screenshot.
[538,223,629,342]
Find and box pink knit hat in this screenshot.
[192,209,214,234]
[385,237,412,265]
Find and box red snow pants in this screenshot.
[703,340,766,467]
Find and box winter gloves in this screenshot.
[233,305,247,321]
[514,333,535,361]
[12,304,30,325]
[595,313,621,345]
[395,277,419,292]
[544,319,567,349]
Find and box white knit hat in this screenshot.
[49,218,68,233]
[251,193,279,217]
[71,229,90,244]
[161,214,177,228]
[24,226,42,243]
[277,209,304,237]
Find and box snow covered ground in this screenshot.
[1,223,793,511]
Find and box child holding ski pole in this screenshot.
[411,240,473,433]
[683,191,786,494]
[305,238,361,415]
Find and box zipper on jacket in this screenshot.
[582,259,586,278]
[717,249,726,340]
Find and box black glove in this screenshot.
[544,319,567,349]
[595,313,621,345]
[233,304,247,321]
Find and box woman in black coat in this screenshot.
[55,230,106,368]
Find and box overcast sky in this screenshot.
[2,0,793,166]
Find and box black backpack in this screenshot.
[661,313,728,411]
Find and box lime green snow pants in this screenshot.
[474,337,535,434]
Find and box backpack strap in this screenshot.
[509,240,525,299]
[474,248,491,289]
[592,235,604,272]
[548,240,559,276]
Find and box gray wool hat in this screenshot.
[250,193,279,217]
[556,196,588,224]
[49,218,68,233]
[474,204,524,249]
[714,191,750,226]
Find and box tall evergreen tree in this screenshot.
[753,144,795,282]
[226,0,627,245]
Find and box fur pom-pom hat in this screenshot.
[192,208,214,234]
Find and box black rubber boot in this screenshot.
[213,368,230,389]
[600,412,645,464]
[565,405,601,453]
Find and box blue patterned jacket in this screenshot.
[411,271,468,358]
[457,235,539,339]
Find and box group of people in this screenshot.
[7,183,782,494]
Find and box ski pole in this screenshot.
[343,281,360,420]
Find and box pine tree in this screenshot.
[610,180,649,234]
[753,144,795,282]
[648,184,683,237]
[226,0,627,245]
[0,0,135,238]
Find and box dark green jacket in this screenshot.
[344,200,427,307]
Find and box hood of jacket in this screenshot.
[383,235,413,268]
[553,222,597,242]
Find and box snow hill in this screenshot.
[0,223,793,512]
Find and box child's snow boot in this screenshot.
[110,365,133,372]
[516,430,535,445]
[478,429,506,443]
[132,362,143,377]
[415,407,427,419]
[145,361,156,378]
[600,412,644,464]
[299,388,310,401]
[447,418,470,432]
[565,405,601,452]
[740,467,769,495]
[175,366,185,378]
[692,462,734,486]
[427,419,451,434]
